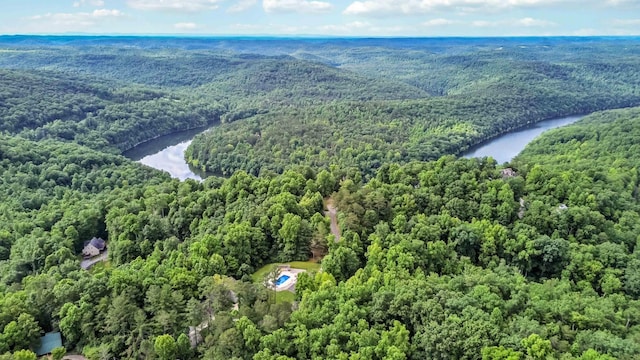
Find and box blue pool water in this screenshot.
[276,275,290,286]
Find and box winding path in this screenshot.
[325,200,341,242]
[63,355,88,360]
[80,250,108,270]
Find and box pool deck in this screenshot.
[273,267,306,292]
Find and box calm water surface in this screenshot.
[125,115,585,181]
[122,126,212,181]
[462,115,584,163]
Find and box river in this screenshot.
[123,115,585,181]
[462,115,584,163]
[122,126,211,181]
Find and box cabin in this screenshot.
[501,168,517,178]
[35,332,62,357]
[82,237,106,258]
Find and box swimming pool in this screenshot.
[275,275,290,286]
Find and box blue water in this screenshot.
[462,115,584,164]
[122,125,218,181]
[276,275,290,286]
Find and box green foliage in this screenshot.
[232,107,640,360]
[522,334,553,360]
[482,346,522,360]
[2,37,640,360]
[186,41,640,177]
[1,314,41,352]
[51,347,66,360]
[0,69,224,152]
[12,350,36,360]
[154,334,177,360]
[0,130,327,357]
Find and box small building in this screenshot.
[501,168,517,178]
[82,237,106,258]
[35,332,62,357]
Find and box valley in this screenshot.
[1,36,640,360]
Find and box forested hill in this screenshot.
[514,107,640,227]
[186,46,640,177]
[516,107,640,172]
[2,105,640,359]
[0,135,167,282]
[2,37,640,360]
[2,38,640,164]
[239,106,640,360]
[0,69,224,151]
[0,48,427,101]
[0,46,428,151]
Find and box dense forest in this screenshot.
[0,69,225,151]
[186,40,640,176]
[0,45,428,154]
[1,37,640,359]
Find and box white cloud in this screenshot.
[27,9,124,32]
[263,0,334,14]
[343,0,576,16]
[228,0,258,12]
[422,18,456,26]
[515,17,555,26]
[471,17,555,27]
[174,22,199,30]
[73,0,105,7]
[29,9,124,22]
[126,0,224,12]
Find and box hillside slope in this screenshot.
[0,69,224,151]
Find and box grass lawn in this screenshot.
[251,261,321,283]
[274,291,295,304]
[89,260,112,274]
[251,264,277,283]
[287,261,321,272]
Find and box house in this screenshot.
[35,332,62,357]
[501,168,517,178]
[82,237,106,258]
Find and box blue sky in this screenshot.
[1,0,639,36]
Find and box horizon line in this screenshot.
[1,33,640,39]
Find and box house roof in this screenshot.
[84,237,106,250]
[35,332,62,356]
[501,168,517,177]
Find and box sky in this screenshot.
[1,0,639,36]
